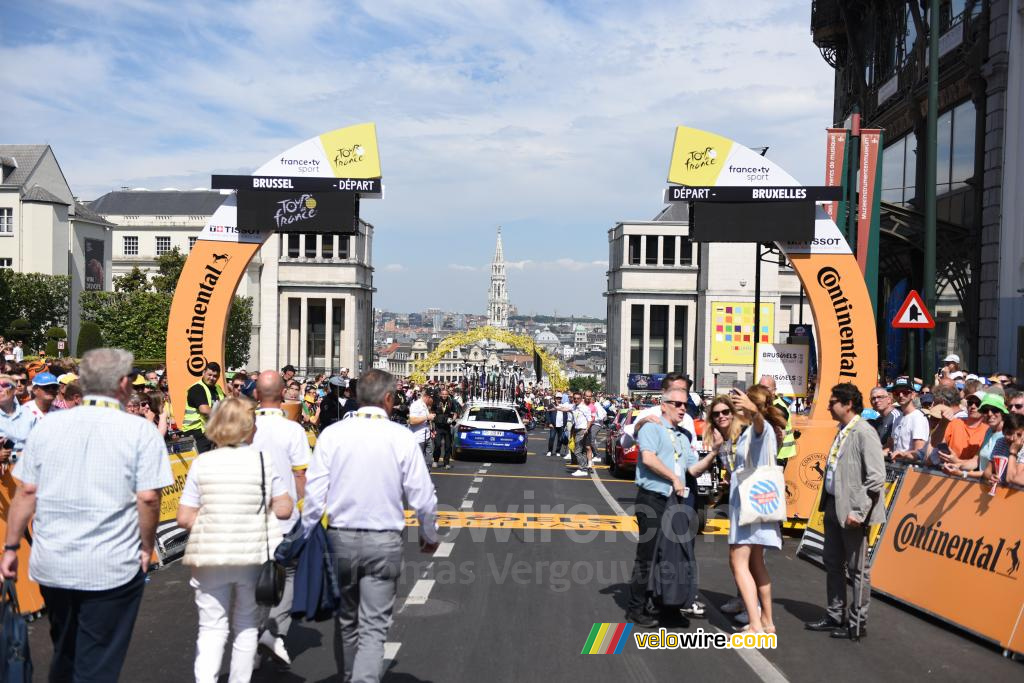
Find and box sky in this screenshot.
[2,0,836,317]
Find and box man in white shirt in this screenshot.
[888,376,929,461]
[302,369,438,683]
[569,392,593,476]
[408,390,435,464]
[12,341,24,362]
[27,371,60,420]
[251,370,311,666]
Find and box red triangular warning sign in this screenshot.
[892,290,935,329]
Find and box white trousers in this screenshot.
[190,565,261,683]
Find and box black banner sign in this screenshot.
[212,174,380,194]
[84,237,105,291]
[236,190,359,234]
[690,201,815,242]
[664,185,843,202]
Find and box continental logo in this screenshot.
[684,147,717,171]
[333,144,366,169]
[184,254,227,377]
[892,514,1021,578]
[816,266,857,379]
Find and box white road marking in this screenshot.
[404,579,435,606]
[473,477,484,483]
[460,500,473,509]
[588,470,637,542]
[477,468,488,474]
[384,642,401,667]
[434,541,455,558]
[467,486,479,495]
[483,462,492,467]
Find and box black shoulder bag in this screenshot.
[255,451,286,606]
[0,578,32,682]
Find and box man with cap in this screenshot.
[887,376,929,462]
[319,375,349,431]
[936,354,960,384]
[338,367,351,388]
[27,371,60,420]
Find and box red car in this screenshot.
[605,408,707,479]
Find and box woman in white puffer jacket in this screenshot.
[177,397,293,683]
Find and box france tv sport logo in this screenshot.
[749,481,781,515]
[581,623,634,654]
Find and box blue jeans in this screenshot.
[547,426,564,454]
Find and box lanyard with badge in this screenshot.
[255,408,285,418]
[826,415,861,472]
[661,422,690,498]
[83,398,122,411]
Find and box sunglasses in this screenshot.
[967,399,981,407]
[663,400,686,408]
[980,406,1001,414]
[1011,403,1024,410]
[232,383,244,389]
[0,381,15,390]
[711,409,732,418]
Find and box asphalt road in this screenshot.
[27,430,1023,682]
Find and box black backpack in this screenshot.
[0,579,32,682]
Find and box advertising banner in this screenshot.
[84,237,105,291]
[0,470,45,615]
[823,128,849,225]
[856,130,883,277]
[871,469,1024,653]
[627,373,667,391]
[755,343,809,397]
[236,189,358,234]
[154,442,198,566]
[710,302,775,366]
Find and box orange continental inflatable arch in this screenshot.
[166,124,382,426]
[668,127,878,519]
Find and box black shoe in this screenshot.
[830,624,866,641]
[625,609,658,628]
[658,610,691,628]
[804,616,844,632]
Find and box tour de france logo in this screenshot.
[799,453,826,491]
[685,146,717,171]
[334,144,365,168]
[273,194,318,229]
[748,480,781,516]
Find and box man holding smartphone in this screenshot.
[0,373,36,465]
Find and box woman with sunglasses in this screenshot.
[723,385,787,635]
[947,394,1009,480]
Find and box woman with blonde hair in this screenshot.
[723,384,787,635]
[177,397,293,683]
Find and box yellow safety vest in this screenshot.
[182,381,225,433]
[775,396,797,461]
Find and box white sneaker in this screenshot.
[571,469,590,477]
[258,633,291,665]
[721,597,744,614]
[592,457,602,464]
[431,461,438,469]
[545,451,552,457]
[563,454,572,461]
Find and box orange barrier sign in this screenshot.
[871,468,1024,654]
[0,467,44,616]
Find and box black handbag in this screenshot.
[0,578,33,682]
[255,451,285,607]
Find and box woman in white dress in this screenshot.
[724,385,787,635]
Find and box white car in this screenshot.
[454,401,528,463]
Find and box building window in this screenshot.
[937,100,976,195]
[307,299,326,370]
[338,234,350,260]
[188,236,197,251]
[882,133,918,206]
[662,236,676,266]
[648,305,668,374]
[0,208,12,233]
[673,306,687,371]
[628,235,641,265]
[0,258,12,269]
[304,233,317,259]
[332,298,345,361]
[629,304,644,373]
[645,235,658,266]
[322,234,334,259]
[287,233,300,258]
[123,235,138,256]
[680,237,695,266]
[156,236,171,255]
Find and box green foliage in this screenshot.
[80,291,171,359]
[226,296,253,369]
[151,247,185,294]
[114,266,150,293]
[569,376,602,394]
[44,327,68,357]
[0,272,70,347]
[76,321,104,356]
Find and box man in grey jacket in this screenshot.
[805,382,886,641]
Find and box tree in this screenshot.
[225,296,253,368]
[151,247,186,294]
[3,272,70,348]
[76,321,104,356]
[0,270,15,336]
[114,266,150,293]
[569,376,602,394]
[45,327,67,357]
[80,291,171,360]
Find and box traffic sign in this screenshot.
[892,290,935,329]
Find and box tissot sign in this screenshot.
[166,123,382,425]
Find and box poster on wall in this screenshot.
[709,302,775,365]
[84,238,105,291]
[755,343,809,397]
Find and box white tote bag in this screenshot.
[734,440,787,526]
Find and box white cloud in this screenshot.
[382,263,405,272]
[448,264,480,272]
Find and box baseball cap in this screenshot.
[32,372,59,387]
[890,376,916,392]
[58,372,78,384]
[978,394,1008,414]
[328,376,346,388]
[949,370,965,380]
[943,354,960,364]
[132,375,148,387]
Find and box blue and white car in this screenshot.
[454,401,528,463]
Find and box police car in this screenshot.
[454,401,529,463]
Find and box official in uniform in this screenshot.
[182,361,226,453]
[759,376,797,466]
[301,369,439,682]
[251,370,311,666]
[805,383,886,641]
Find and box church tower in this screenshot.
[487,227,509,329]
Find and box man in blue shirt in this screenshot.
[625,387,689,628]
[0,373,37,463]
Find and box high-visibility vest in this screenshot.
[774,396,797,460]
[182,381,225,433]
